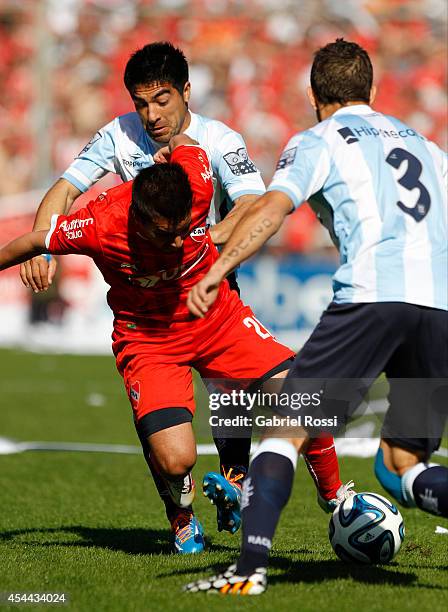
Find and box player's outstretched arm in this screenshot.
[1,231,49,276]
[187,190,293,317]
[20,179,82,292]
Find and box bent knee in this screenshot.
[379,439,423,476]
[157,451,196,478]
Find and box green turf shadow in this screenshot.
[0,525,173,556]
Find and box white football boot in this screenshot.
[184,564,267,595]
[318,480,356,513]
[164,472,195,508]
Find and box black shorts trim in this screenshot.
[381,436,442,461]
[248,356,295,393]
[137,407,193,438]
[227,271,240,295]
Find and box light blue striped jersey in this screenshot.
[62,111,265,225]
[269,105,447,310]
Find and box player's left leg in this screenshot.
[197,296,350,532]
[376,439,448,517]
[375,305,448,518]
[305,435,355,512]
[205,277,253,533]
[195,293,296,535]
[185,302,411,594]
[184,433,309,595]
[202,364,292,535]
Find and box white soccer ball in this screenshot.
[329,492,405,564]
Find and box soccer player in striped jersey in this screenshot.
[185,39,447,594]
[18,41,349,547]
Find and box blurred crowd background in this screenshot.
[0,0,446,350]
[1,0,446,252]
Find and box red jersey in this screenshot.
[46,145,230,324]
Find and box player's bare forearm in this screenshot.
[211,191,293,279]
[20,179,80,292]
[187,191,293,317]
[210,194,261,245]
[0,231,48,272]
[32,179,82,230]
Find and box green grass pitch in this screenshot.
[0,349,447,611]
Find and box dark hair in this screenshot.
[311,38,373,105]
[124,41,189,94]
[131,163,192,228]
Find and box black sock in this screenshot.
[214,436,251,477]
[413,466,448,518]
[236,447,296,575]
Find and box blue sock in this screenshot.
[374,448,405,504]
[236,439,297,575]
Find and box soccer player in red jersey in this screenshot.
[0,134,350,552]
[15,41,350,543]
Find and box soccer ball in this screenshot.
[329,492,405,564]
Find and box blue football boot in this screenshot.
[202,468,244,534]
[171,510,205,554]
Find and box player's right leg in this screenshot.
[113,328,205,553]
[139,417,206,553]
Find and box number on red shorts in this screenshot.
[243,316,272,339]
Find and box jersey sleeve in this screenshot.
[211,128,265,201]
[268,131,330,209]
[61,120,117,193]
[171,144,214,208]
[45,201,102,257]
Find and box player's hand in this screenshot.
[153,146,170,163]
[187,271,222,318]
[19,255,57,292]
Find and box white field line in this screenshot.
[0,436,446,459]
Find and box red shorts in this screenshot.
[112,291,294,423]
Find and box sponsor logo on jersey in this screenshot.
[247,535,272,549]
[223,148,257,175]
[128,244,209,288]
[338,125,426,143]
[60,218,94,232]
[190,225,207,242]
[129,381,140,408]
[123,158,147,169]
[79,131,102,155]
[59,217,93,239]
[276,146,297,169]
[337,127,359,144]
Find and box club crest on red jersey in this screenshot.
[190,226,207,242]
[129,381,140,408]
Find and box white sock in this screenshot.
[251,438,298,470]
[401,462,438,506]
